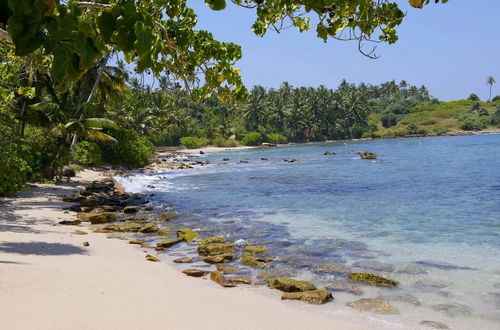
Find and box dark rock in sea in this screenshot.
[431,303,473,317]
[268,278,317,292]
[347,298,400,314]
[145,254,161,262]
[173,256,192,263]
[352,260,395,272]
[182,269,210,277]
[283,159,297,163]
[59,219,81,225]
[210,271,236,287]
[199,150,205,154]
[197,237,235,256]
[203,254,234,264]
[282,289,333,305]
[358,151,378,160]
[243,245,268,256]
[415,260,476,270]
[123,206,139,214]
[323,151,336,155]
[261,157,269,160]
[157,238,183,248]
[239,160,249,163]
[347,272,399,288]
[325,282,363,295]
[222,158,229,161]
[419,320,451,329]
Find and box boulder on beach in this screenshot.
[281,289,333,305]
[173,256,192,263]
[88,212,118,224]
[227,277,252,285]
[347,272,399,287]
[157,238,183,248]
[268,278,317,292]
[216,264,238,274]
[182,269,210,277]
[145,254,160,262]
[129,240,145,245]
[203,254,234,264]
[210,271,236,288]
[59,219,81,225]
[347,298,400,314]
[123,206,139,214]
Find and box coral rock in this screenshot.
[281,289,333,305]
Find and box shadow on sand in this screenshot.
[0,241,86,256]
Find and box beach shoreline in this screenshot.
[0,169,400,330]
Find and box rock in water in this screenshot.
[281,289,333,305]
[139,223,159,233]
[145,254,160,262]
[419,320,451,329]
[210,271,236,287]
[268,278,317,292]
[197,237,235,256]
[415,260,476,270]
[323,151,336,155]
[347,298,400,314]
[182,269,210,277]
[173,256,192,263]
[203,254,234,264]
[347,272,399,287]
[227,277,252,285]
[157,238,183,248]
[325,282,364,295]
[243,245,268,256]
[358,151,378,159]
[177,228,200,243]
[352,260,395,272]
[59,220,81,225]
[123,206,139,214]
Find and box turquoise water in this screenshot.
[119,134,500,329]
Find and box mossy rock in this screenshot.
[156,213,178,222]
[182,269,209,277]
[76,212,90,221]
[129,240,145,245]
[173,256,192,263]
[243,245,268,256]
[268,278,317,292]
[358,151,378,159]
[216,264,238,274]
[177,228,200,242]
[227,277,252,285]
[157,238,183,248]
[241,254,271,268]
[139,223,159,233]
[347,272,399,288]
[157,229,170,237]
[281,289,333,305]
[197,237,235,256]
[312,264,351,275]
[346,298,400,314]
[145,254,161,262]
[203,254,234,264]
[88,212,118,224]
[210,271,236,288]
[121,221,143,232]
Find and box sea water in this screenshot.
[117,134,500,329]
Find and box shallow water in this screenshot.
[118,134,500,329]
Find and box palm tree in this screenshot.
[487,76,496,102]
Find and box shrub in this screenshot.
[0,140,31,196]
[241,132,263,146]
[73,141,102,167]
[407,122,420,135]
[211,136,240,147]
[478,108,489,117]
[459,115,485,131]
[492,95,500,103]
[432,126,449,135]
[468,93,480,101]
[381,111,397,128]
[491,108,500,126]
[101,129,154,167]
[266,133,288,144]
[180,136,209,149]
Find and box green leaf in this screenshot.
[133,21,154,56]
[205,0,226,11]
[51,45,83,83]
[75,32,99,71]
[97,11,116,41]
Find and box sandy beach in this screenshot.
[0,169,399,330]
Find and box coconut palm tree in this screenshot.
[487,76,496,102]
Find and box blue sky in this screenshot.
[185,1,499,101]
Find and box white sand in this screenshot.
[0,170,401,330]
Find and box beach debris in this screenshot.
[203,254,234,264]
[311,264,351,275]
[157,238,183,248]
[358,151,378,159]
[415,260,476,271]
[347,298,399,314]
[281,289,333,305]
[352,260,395,273]
[145,254,161,262]
[227,277,252,285]
[268,278,317,292]
[325,282,364,295]
[182,269,210,277]
[88,212,119,224]
[173,256,192,263]
[156,213,177,222]
[83,241,90,247]
[197,237,235,256]
[210,271,236,287]
[177,228,200,243]
[71,230,88,235]
[123,206,139,214]
[419,320,451,329]
[129,240,145,245]
[139,223,159,233]
[347,272,399,288]
[59,219,81,225]
[216,264,238,274]
[323,151,336,155]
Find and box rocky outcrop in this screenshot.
[323,151,336,155]
[281,289,333,305]
[268,278,317,292]
[347,272,399,287]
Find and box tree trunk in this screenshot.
[489,84,492,102]
[70,52,111,154]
